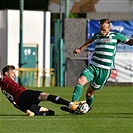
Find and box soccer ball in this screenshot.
[79,102,89,114]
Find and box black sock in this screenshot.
[47,94,70,106]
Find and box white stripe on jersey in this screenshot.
[95,51,114,56]
[95,45,115,49]
[111,39,117,43]
[93,56,112,63]
[90,61,111,69]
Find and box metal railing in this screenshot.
[16,68,55,87]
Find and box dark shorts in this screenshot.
[17,90,42,112]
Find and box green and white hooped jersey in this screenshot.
[90,32,127,70]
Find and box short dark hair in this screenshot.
[2,65,15,75]
[100,19,111,25]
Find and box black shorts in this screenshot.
[17,90,42,112]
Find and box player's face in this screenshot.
[100,23,110,37]
[5,69,16,81]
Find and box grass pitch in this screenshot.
[0,86,133,133]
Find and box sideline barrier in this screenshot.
[16,68,55,87]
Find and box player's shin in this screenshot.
[72,84,83,102]
[47,94,70,106]
[86,95,94,107]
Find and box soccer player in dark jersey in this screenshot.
[72,19,133,110]
[0,65,79,116]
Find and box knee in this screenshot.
[77,78,82,84]
[77,76,87,86]
[86,92,92,98]
[86,89,95,98]
[38,92,49,101]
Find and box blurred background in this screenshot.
[0,0,133,87]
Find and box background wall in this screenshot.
[49,0,133,13]
[0,10,44,69]
[0,10,8,69]
[64,18,87,86]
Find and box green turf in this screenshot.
[0,86,133,133]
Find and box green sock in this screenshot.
[72,84,83,102]
[86,95,94,107]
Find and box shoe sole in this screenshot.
[60,106,75,114]
[60,106,82,114]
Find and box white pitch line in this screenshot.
[0,117,130,121]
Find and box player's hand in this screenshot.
[73,48,81,56]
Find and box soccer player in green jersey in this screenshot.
[72,19,133,110]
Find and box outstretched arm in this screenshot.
[12,101,34,116]
[73,38,94,56]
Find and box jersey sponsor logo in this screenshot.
[2,90,14,101]
[96,38,111,43]
[101,39,110,42]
